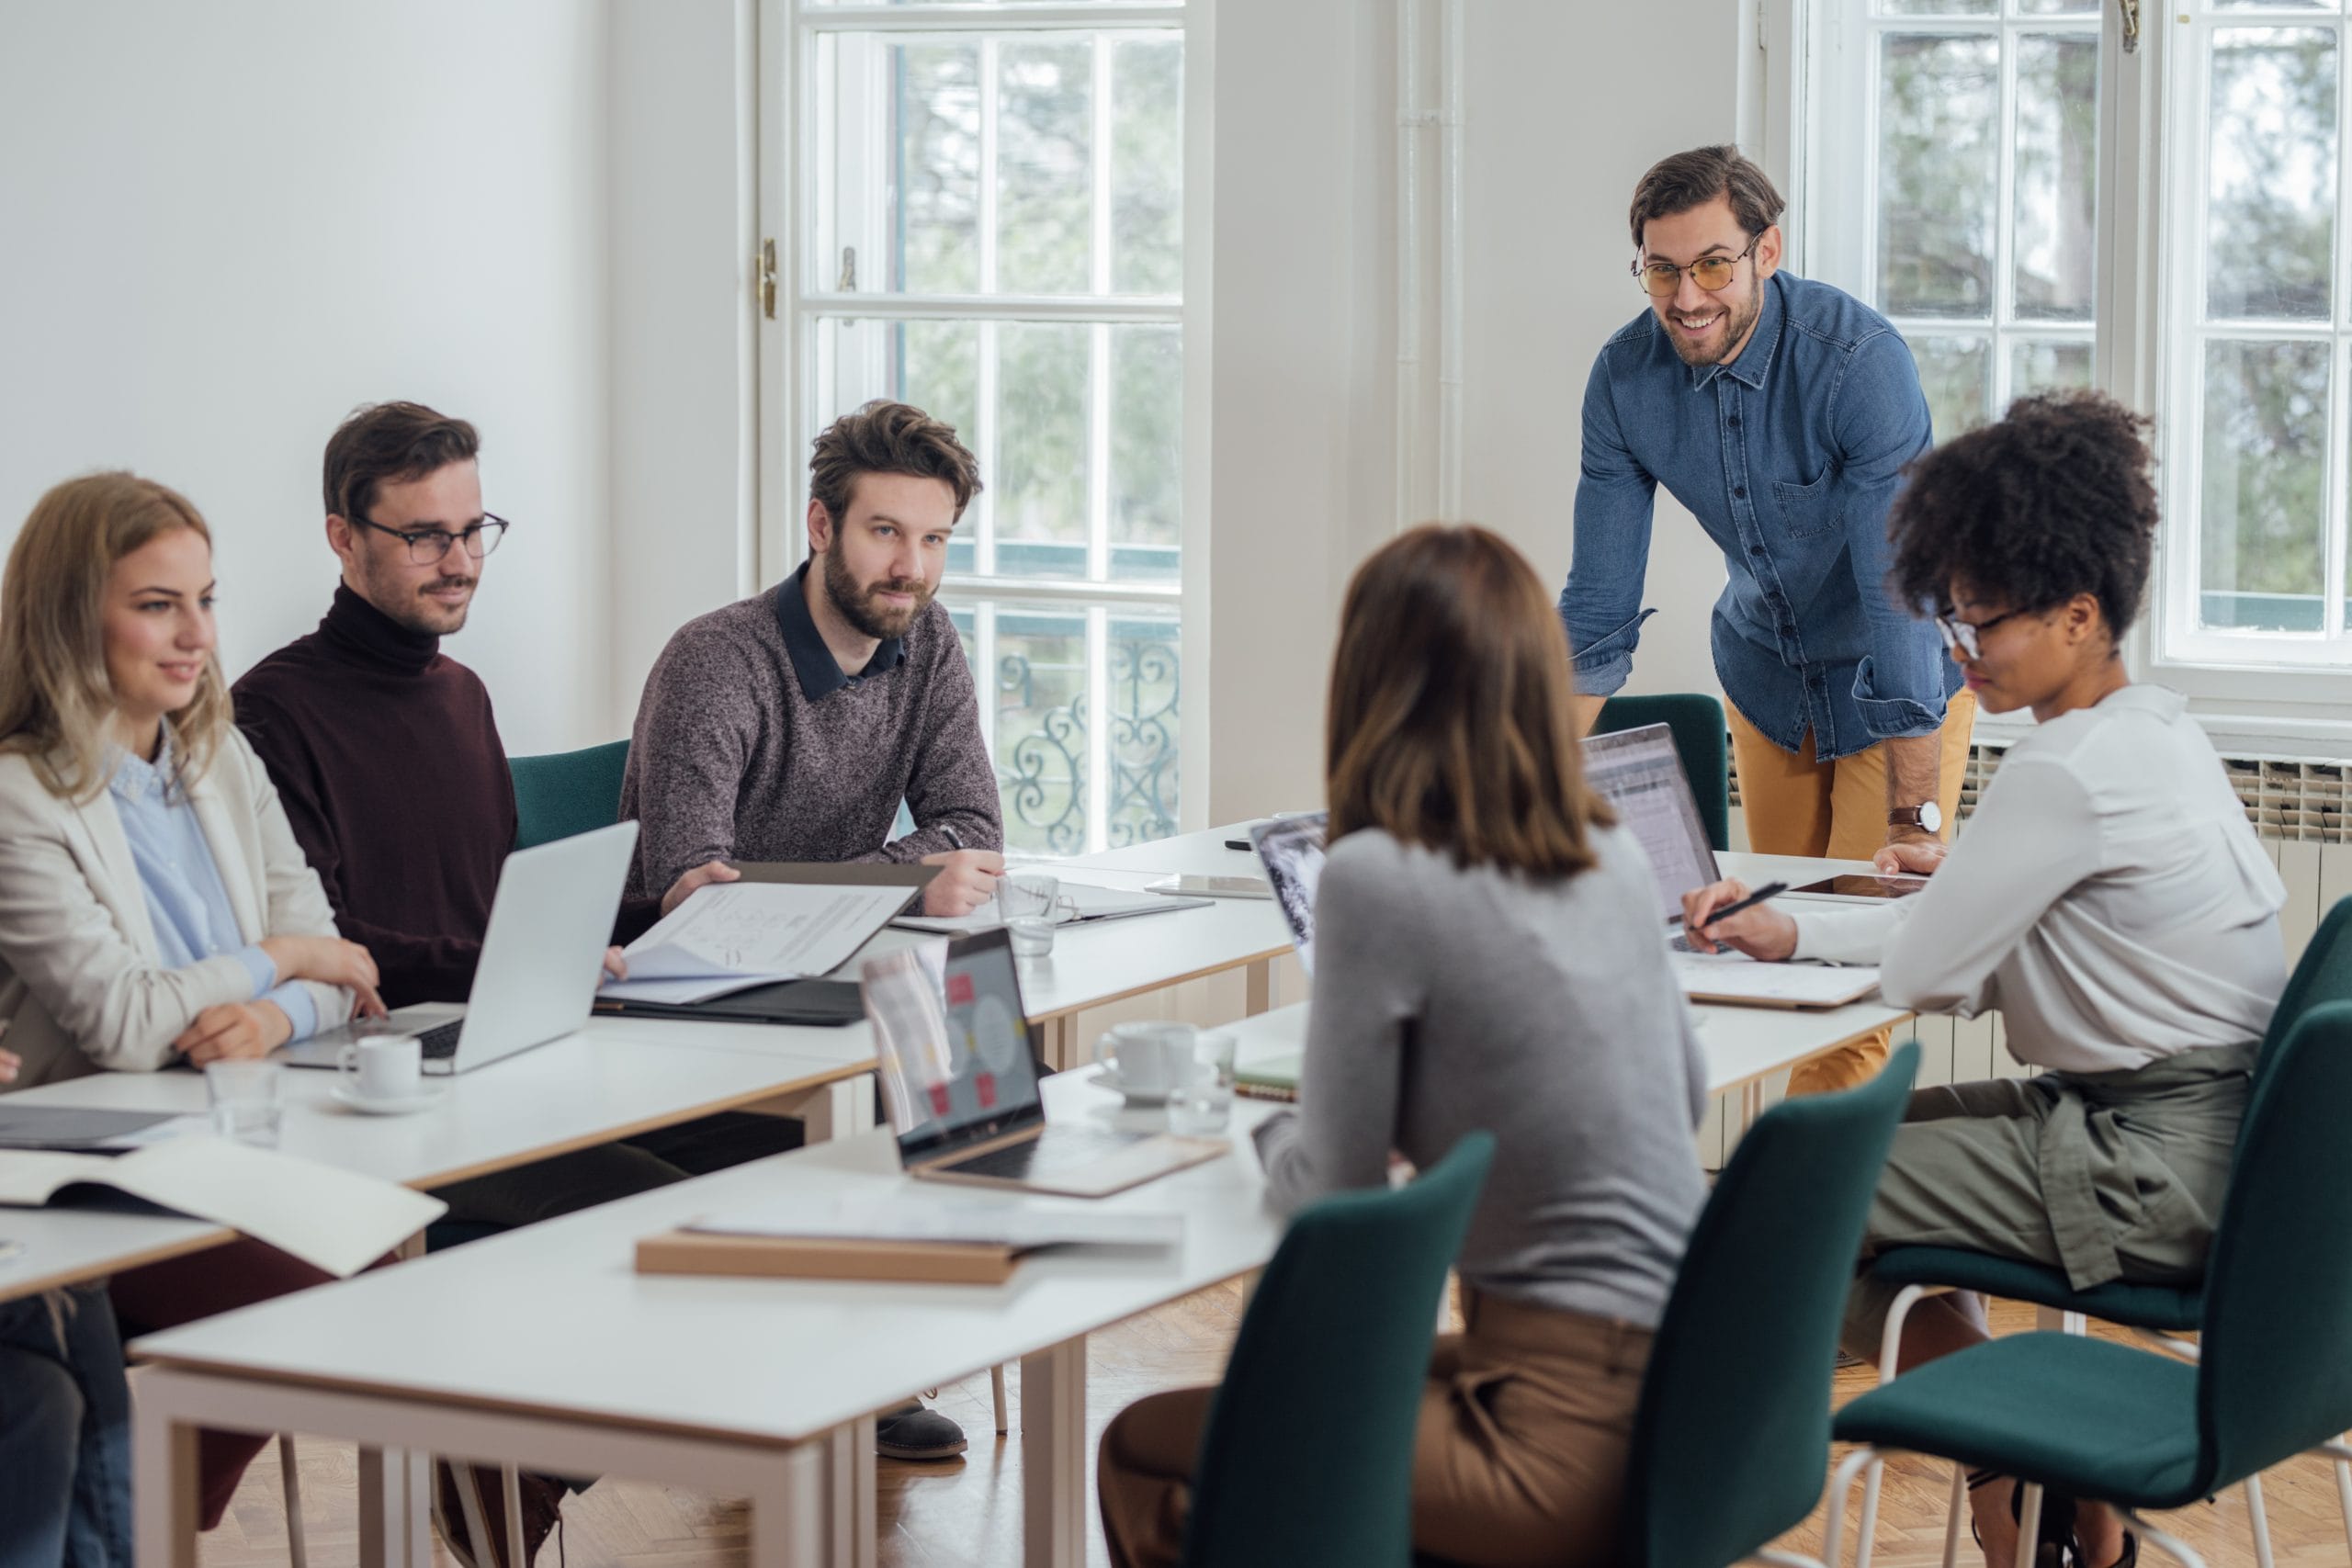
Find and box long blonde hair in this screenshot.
[0,473,232,801]
[1326,524,1614,877]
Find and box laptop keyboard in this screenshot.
[415,1020,464,1060]
[941,1128,1146,1180]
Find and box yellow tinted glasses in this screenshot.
[1635,236,1760,298]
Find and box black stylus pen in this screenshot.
[1667,879,1790,929]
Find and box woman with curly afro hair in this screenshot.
[1682,391,2289,1568]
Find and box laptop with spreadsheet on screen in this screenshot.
[862,930,1226,1199]
[1577,723,1723,928]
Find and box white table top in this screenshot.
[130,1071,1288,1446]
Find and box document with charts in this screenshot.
[601,882,910,1004]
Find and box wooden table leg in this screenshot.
[131,1371,205,1568]
[1244,958,1273,1016]
[1021,1337,1089,1568]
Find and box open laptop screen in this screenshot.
[1250,815,1328,976]
[864,929,1046,1162]
[1578,723,1721,921]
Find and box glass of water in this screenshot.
[204,1059,284,1148]
[1000,872,1069,957]
[1166,1031,1238,1136]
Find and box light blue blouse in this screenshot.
[108,738,318,1043]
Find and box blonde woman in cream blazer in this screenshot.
[0,728,357,1088]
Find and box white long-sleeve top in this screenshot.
[1790,684,2287,1075]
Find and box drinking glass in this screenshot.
[205,1059,284,1148]
[1001,873,1070,956]
[1166,1031,1238,1135]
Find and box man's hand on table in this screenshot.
[919,849,1005,917]
[1873,835,1950,876]
[1679,878,1801,962]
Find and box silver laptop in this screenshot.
[865,930,1225,1199]
[1578,723,1722,927]
[280,820,638,1076]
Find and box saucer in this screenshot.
[1089,1073,1173,1109]
[329,1083,447,1116]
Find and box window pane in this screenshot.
[1111,37,1183,294]
[894,42,981,293]
[1910,335,1991,443]
[2205,28,2337,321]
[2009,338,2094,400]
[998,39,1094,295]
[1111,324,1182,581]
[2013,33,2098,321]
[2017,0,2098,12]
[2199,338,2331,632]
[1880,34,1999,319]
[1108,613,1180,847]
[1875,0,1996,15]
[997,321,1091,579]
[989,607,1091,854]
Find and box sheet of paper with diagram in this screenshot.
[599,882,913,1005]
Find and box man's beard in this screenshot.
[362,564,474,636]
[1667,272,1763,368]
[822,547,933,640]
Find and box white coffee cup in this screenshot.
[340,1033,423,1102]
[1093,1021,1197,1093]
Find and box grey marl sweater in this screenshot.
[619,569,1002,897]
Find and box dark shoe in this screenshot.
[1967,1472,2080,1568]
[434,1461,564,1568]
[875,1400,967,1461]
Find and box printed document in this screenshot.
[1672,949,1883,1009]
[602,882,910,1004]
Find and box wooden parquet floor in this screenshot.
[193,1294,2350,1568]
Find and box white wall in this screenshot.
[1206,0,1740,824]
[607,0,760,737]
[0,1,613,754]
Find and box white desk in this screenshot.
[129,1072,1287,1568]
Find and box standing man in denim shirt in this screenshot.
[1559,145,1975,1095]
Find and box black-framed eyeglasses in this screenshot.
[1932,604,2036,661]
[1634,235,1762,298]
[351,513,510,565]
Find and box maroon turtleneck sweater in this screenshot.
[232,586,517,1010]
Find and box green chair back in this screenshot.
[1182,1133,1497,1568]
[509,739,630,851]
[2195,1000,2352,1492]
[1591,694,1731,851]
[1622,1044,1919,1568]
[2256,896,2352,1077]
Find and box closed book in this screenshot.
[1235,1053,1301,1102]
[634,1230,1022,1284]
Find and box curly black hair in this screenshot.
[1889,390,2158,639]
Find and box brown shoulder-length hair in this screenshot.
[0,473,232,801]
[1326,525,1614,877]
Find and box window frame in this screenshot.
[1791,0,2352,744]
[756,0,1214,848]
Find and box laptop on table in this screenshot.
[279,820,638,1076]
[863,929,1226,1199]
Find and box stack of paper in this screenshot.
[895,881,1206,935]
[602,882,913,1004]
[1672,949,1883,1009]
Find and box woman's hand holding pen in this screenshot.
[1679,878,1801,961]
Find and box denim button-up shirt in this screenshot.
[1557,271,1960,762]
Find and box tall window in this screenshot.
[1802,0,2352,684]
[2161,6,2352,661]
[783,1,1189,853]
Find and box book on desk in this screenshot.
[636,1196,1185,1285]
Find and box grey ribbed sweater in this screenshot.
[1252,824,1709,1327]
[619,577,1001,898]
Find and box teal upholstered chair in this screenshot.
[1614,1043,1918,1568]
[1178,1133,1496,1568]
[1591,693,1731,852]
[509,739,630,850]
[1854,897,2352,1565]
[1826,1000,2352,1568]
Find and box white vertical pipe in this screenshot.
[1396,0,1422,533]
[1437,0,1464,523]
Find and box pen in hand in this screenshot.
[1667,880,1791,930]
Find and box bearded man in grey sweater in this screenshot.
[621,400,1004,923]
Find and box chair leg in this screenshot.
[990,1362,1009,1436]
[1939,1462,1968,1568]
[279,1435,309,1568]
[2116,1506,2211,1568]
[1822,1447,1878,1568]
[2243,1472,2276,1568]
[2333,1440,2352,1551]
[2015,1483,2044,1568]
[1853,1285,1930,1568]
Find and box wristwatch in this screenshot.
[1888,802,1943,835]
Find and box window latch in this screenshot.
[757,238,777,321]
[2117,0,2140,53]
[838,246,858,292]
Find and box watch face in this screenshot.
[1917,801,1942,834]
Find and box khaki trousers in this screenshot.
[1096,1290,1654,1568]
[1726,688,1977,1095]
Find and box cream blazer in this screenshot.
[0,728,354,1089]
